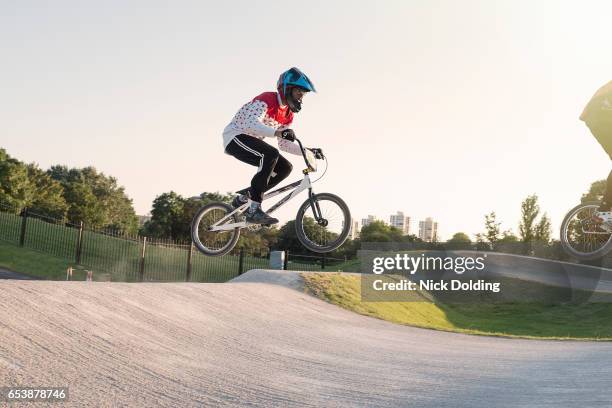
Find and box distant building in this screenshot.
[389,211,411,235]
[137,215,152,227]
[361,215,377,228]
[349,219,360,240]
[418,217,438,242]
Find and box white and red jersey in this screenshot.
[223,92,302,155]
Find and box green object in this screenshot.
[303,272,612,341]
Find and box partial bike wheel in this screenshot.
[295,193,351,253]
[560,201,612,260]
[191,202,241,256]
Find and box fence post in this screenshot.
[19,207,28,247]
[321,253,326,270]
[139,237,147,282]
[238,248,245,275]
[283,250,288,270]
[186,242,193,282]
[75,221,84,264]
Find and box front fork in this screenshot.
[308,188,327,227]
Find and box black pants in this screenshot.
[225,134,293,203]
[586,117,612,209]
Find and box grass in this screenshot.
[323,258,361,272]
[0,210,270,282]
[0,240,86,280]
[302,272,612,340]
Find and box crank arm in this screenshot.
[209,221,247,231]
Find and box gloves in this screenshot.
[280,129,296,142]
[309,148,324,160]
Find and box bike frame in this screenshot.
[208,138,324,232]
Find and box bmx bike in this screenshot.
[191,138,351,256]
[560,201,612,260]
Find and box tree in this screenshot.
[581,179,606,203]
[0,149,32,211]
[359,220,403,242]
[237,227,279,253]
[447,232,471,244]
[143,191,242,242]
[534,213,552,243]
[47,165,138,232]
[498,229,519,243]
[484,212,501,245]
[0,150,68,218]
[519,194,540,243]
[26,164,67,219]
[275,218,338,254]
[142,192,187,240]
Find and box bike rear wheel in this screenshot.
[191,202,241,256]
[295,193,351,253]
[560,201,612,260]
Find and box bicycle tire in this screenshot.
[560,201,612,260]
[295,193,351,253]
[191,202,241,257]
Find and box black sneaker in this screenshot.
[245,207,278,225]
[231,194,249,209]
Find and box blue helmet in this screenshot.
[277,67,316,113]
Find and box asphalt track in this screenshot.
[1,268,612,407]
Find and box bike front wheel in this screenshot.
[191,202,241,256]
[560,201,612,260]
[295,193,351,253]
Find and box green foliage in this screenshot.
[47,165,138,232]
[581,179,606,203]
[0,149,69,218]
[484,212,501,245]
[237,228,279,253]
[359,220,403,242]
[143,190,321,253]
[0,148,33,210]
[519,194,540,243]
[26,164,68,219]
[143,191,188,240]
[275,218,338,254]
[329,237,360,259]
[534,213,552,243]
[304,273,612,340]
[447,232,471,244]
[499,229,519,243]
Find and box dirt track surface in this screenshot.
[1,270,612,407]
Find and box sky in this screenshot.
[2,0,611,240]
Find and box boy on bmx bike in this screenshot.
[222,67,323,225]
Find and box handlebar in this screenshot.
[293,137,329,181]
[294,138,311,168]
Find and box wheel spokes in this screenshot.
[196,208,236,252]
[564,205,612,256]
[301,199,344,248]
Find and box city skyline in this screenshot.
[355,211,443,241]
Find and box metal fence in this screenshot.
[0,202,270,282]
[284,252,349,271]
